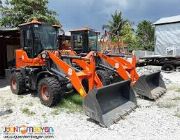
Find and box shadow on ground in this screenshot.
[0,78,8,88]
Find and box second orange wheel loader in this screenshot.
[63,28,166,100]
[89,52,166,100]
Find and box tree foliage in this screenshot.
[102,10,140,52]
[102,10,128,39]
[103,10,155,51]
[0,0,59,27]
[121,22,137,51]
[136,20,155,51]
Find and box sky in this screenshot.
[48,0,180,31]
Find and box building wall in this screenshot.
[155,22,180,56]
[0,37,20,76]
[7,45,20,62]
[134,50,154,58]
[0,37,7,76]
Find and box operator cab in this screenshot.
[19,19,60,58]
[70,27,100,54]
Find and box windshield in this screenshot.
[72,34,83,51]
[33,24,58,51]
[88,31,100,51]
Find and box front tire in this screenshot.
[96,70,111,86]
[10,72,26,95]
[38,77,62,107]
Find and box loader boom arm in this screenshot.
[111,55,139,82]
[48,51,88,97]
[97,53,130,80]
[60,50,103,89]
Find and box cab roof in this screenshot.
[69,27,100,33]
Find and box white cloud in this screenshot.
[105,0,129,9]
[49,0,180,30]
[78,0,95,6]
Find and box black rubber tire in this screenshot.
[161,64,175,71]
[96,70,111,86]
[10,72,26,95]
[38,77,62,107]
[82,79,89,93]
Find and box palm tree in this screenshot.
[136,20,155,51]
[102,10,128,37]
[102,10,128,53]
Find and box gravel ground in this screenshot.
[0,66,180,140]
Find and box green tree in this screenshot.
[0,0,2,7]
[0,0,59,27]
[102,10,128,40]
[121,22,138,51]
[136,20,155,51]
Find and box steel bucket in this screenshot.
[133,71,166,100]
[83,80,137,127]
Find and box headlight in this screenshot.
[115,63,120,69]
[41,53,48,59]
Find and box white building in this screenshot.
[154,15,180,56]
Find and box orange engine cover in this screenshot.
[16,49,45,68]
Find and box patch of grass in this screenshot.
[56,93,83,113]
[167,85,177,90]
[157,101,177,109]
[26,102,33,106]
[42,113,46,118]
[18,95,24,99]
[5,102,14,107]
[51,109,59,115]
[174,112,180,118]
[175,88,180,92]
[21,108,35,116]
[172,97,180,100]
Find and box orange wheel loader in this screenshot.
[61,28,166,100]
[7,20,137,127]
[89,52,166,100]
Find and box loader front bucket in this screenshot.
[133,71,166,100]
[83,80,137,127]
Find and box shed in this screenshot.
[0,28,20,77]
[154,15,180,56]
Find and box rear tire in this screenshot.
[10,72,26,95]
[38,77,62,107]
[96,70,110,86]
[161,64,175,71]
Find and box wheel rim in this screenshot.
[11,78,17,90]
[40,85,49,101]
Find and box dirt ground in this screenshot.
[0,70,180,140]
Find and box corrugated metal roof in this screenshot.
[154,15,180,25]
